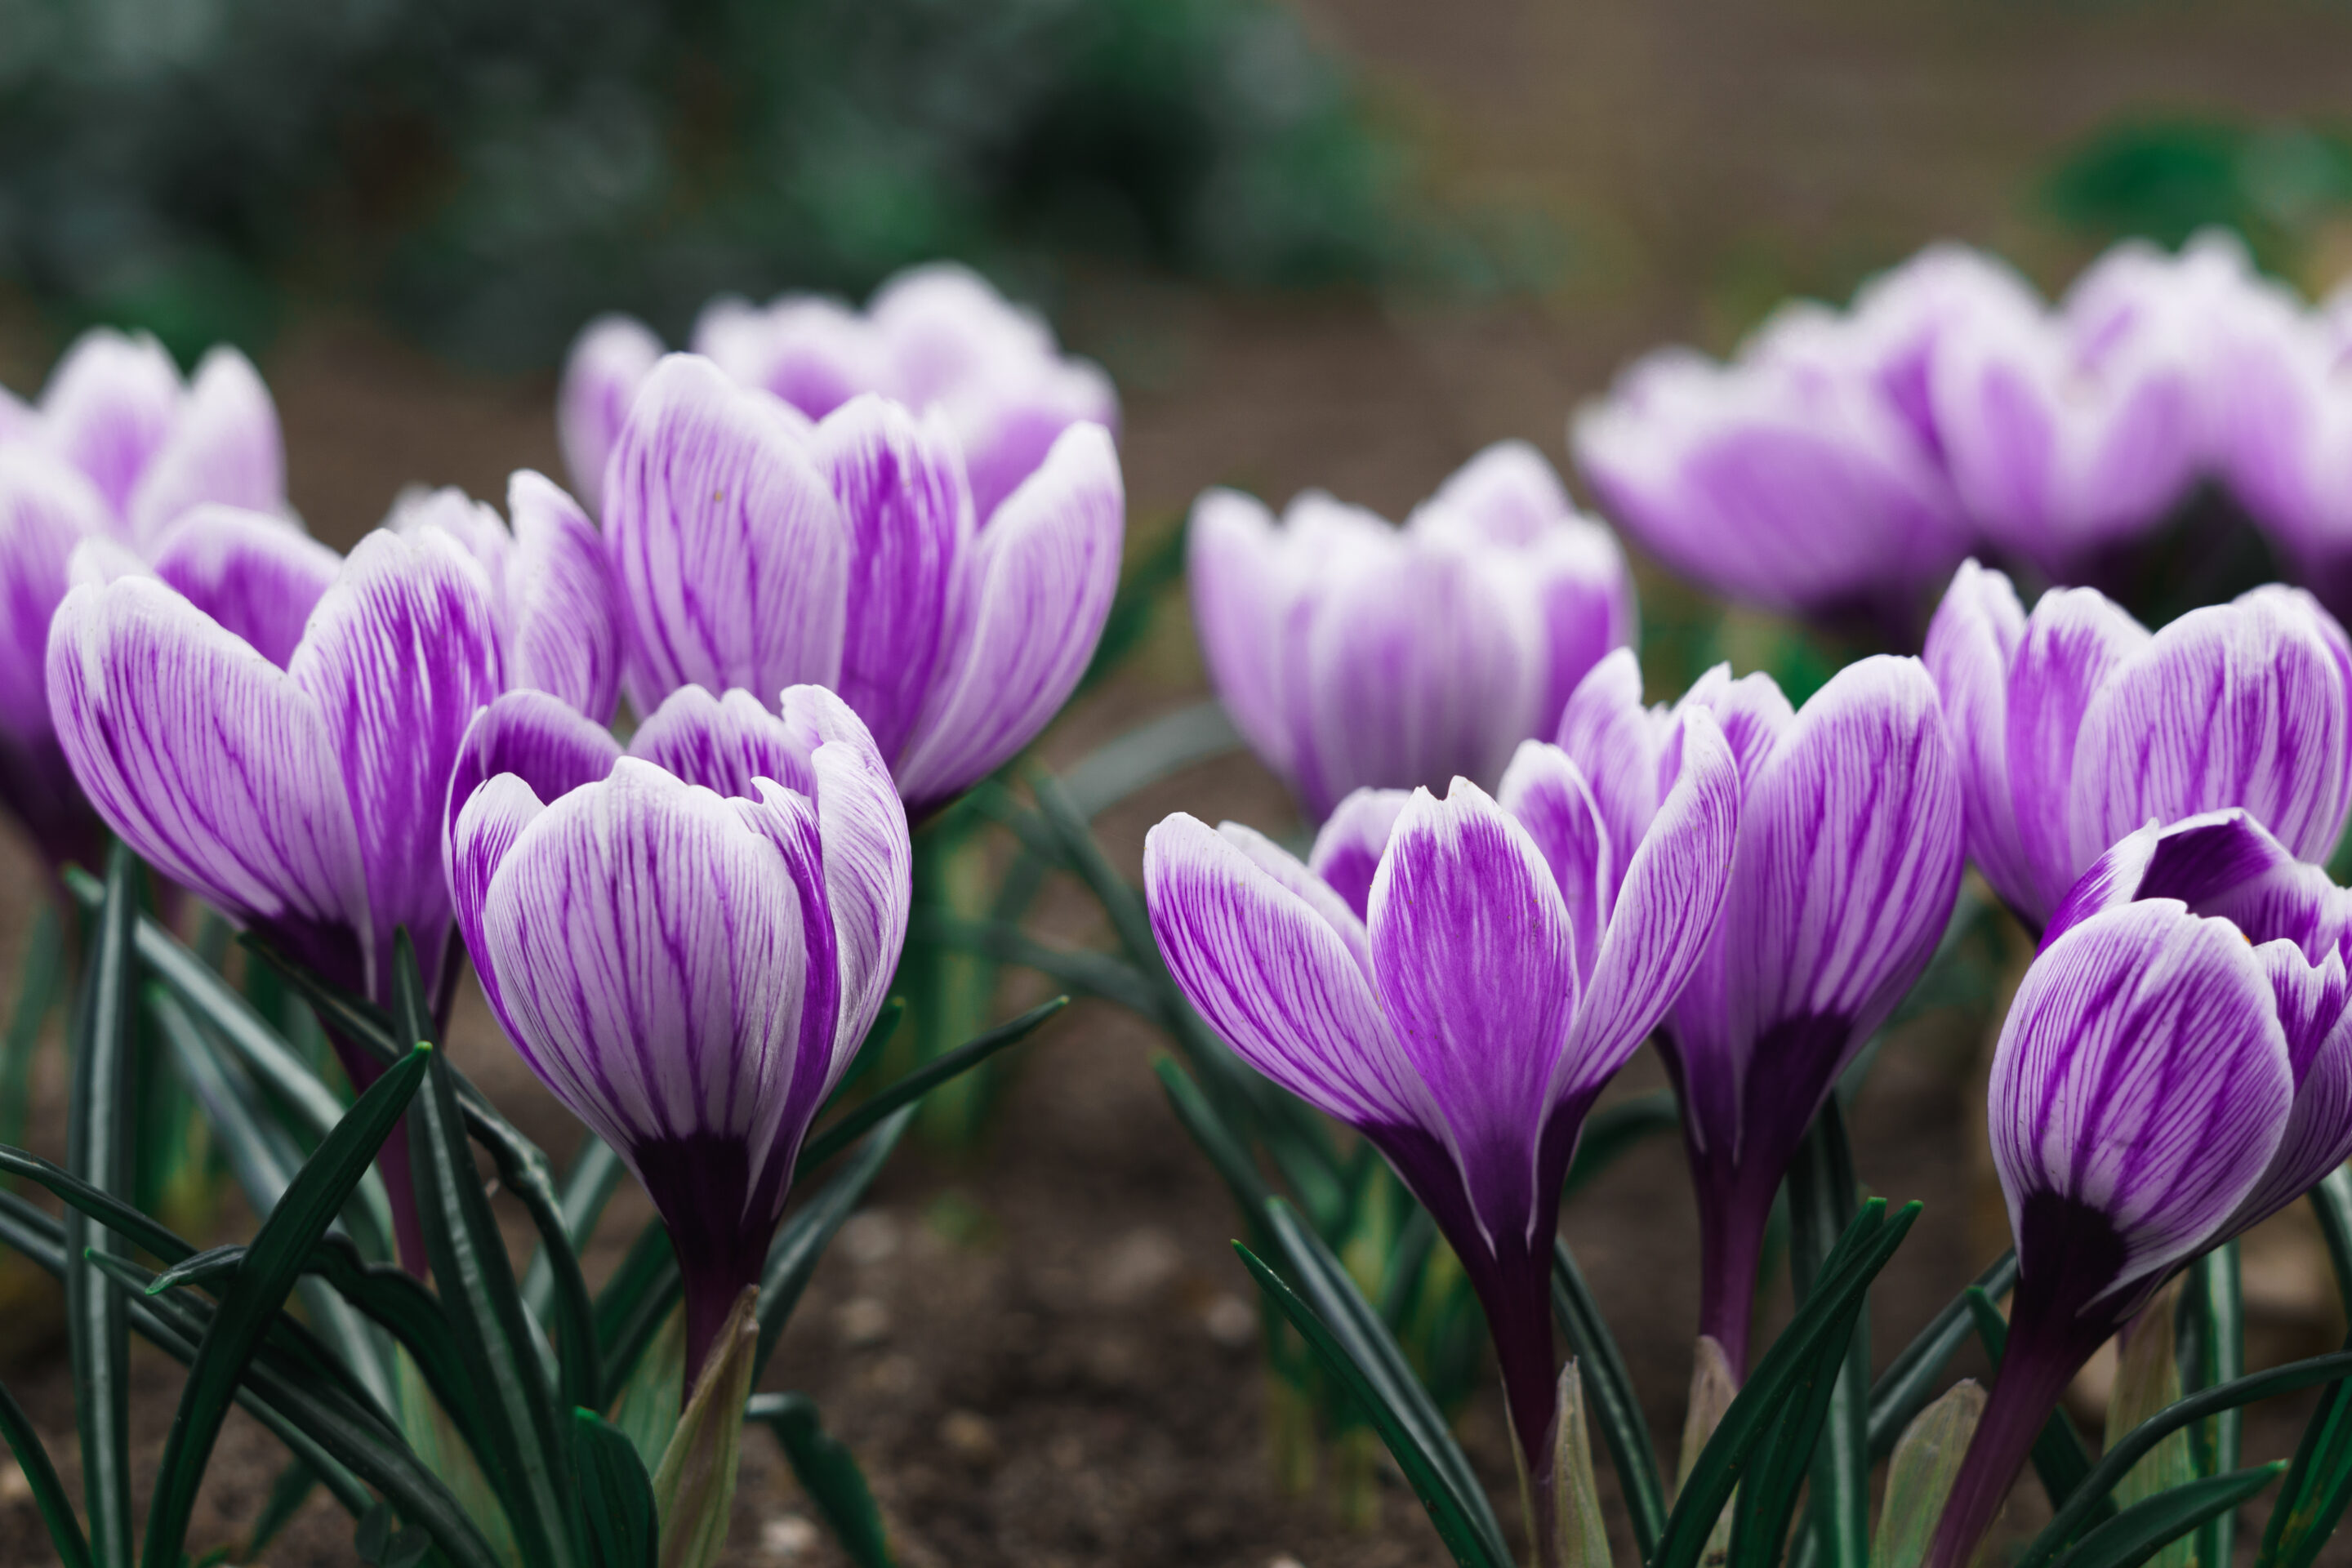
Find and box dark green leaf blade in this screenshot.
[2051,1464,2284,1568]
[568,1408,658,1568]
[1785,1103,1867,1568]
[758,1107,915,1381]
[0,1371,93,1568]
[794,997,1065,1178]
[748,1392,894,1568]
[1869,1250,2018,1460]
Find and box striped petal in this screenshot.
[503,470,623,723]
[124,347,284,544]
[2007,586,2151,925]
[1496,741,1612,982]
[443,689,621,902]
[0,450,108,750]
[1307,786,1411,925]
[40,329,180,523]
[149,505,340,670]
[629,684,813,800]
[1924,560,2038,922]
[1555,648,1668,897]
[558,314,664,514]
[2229,944,2352,1232]
[1187,488,1297,781]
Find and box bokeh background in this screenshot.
[8,2,2352,1563]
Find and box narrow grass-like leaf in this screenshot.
[0,1144,195,1264]
[0,902,64,1177]
[795,998,1064,1178]
[524,1136,626,1322]
[1561,1089,1678,1199]
[1727,1302,1854,1568]
[2258,1329,2352,1568]
[1260,1199,1509,1562]
[2310,1170,2352,1310]
[758,1107,915,1380]
[1963,1286,2108,1522]
[140,1043,431,1568]
[2185,1243,2245,1568]
[910,912,1160,1016]
[1655,1200,1921,1568]
[1785,1102,1867,1568]
[1869,1250,2017,1460]
[569,1408,658,1568]
[67,840,138,1568]
[1551,1237,1667,1560]
[1060,700,1244,818]
[0,1371,93,1568]
[598,1223,680,1394]
[2050,1464,2284,1568]
[653,1289,759,1568]
[748,1392,895,1568]
[1235,1241,1510,1568]
[1153,1056,1274,1219]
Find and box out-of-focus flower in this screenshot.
[1929,811,2352,1566]
[559,264,1118,524]
[384,473,624,723]
[448,683,909,1379]
[0,448,114,872]
[1143,709,1740,1490]
[1561,649,1964,1375]
[1925,559,2352,932]
[2212,266,2352,620]
[11,327,285,546]
[604,354,1123,815]
[1189,442,1635,822]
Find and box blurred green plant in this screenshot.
[2044,116,2352,277]
[0,0,1454,367]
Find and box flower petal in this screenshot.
[124,347,284,544]
[1367,781,1579,1250]
[40,329,181,523]
[290,528,505,996]
[1672,663,1795,789]
[448,771,548,1040]
[893,422,1122,810]
[558,314,664,514]
[1187,488,1297,781]
[629,684,812,800]
[1556,647,1667,890]
[1924,559,2038,921]
[1496,741,1612,982]
[1990,899,2292,1304]
[817,395,975,760]
[2230,946,2352,1232]
[2071,586,2352,879]
[503,470,623,723]
[0,450,107,750]
[443,689,622,904]
[149,505,341,670]
[2006,586,2152,924]
[1143,812,1418,1130]
[604,354,849,717]
[1307,786,1411,925]
[1424,439,1575,547]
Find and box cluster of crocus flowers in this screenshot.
[1143,700,1740,1521]
[1561,649,1965,1374]
[448,684,910,1378]
[1574,232,2344,623]
[1930,809,2352,1565]
[1188,441,1636,821]
[601,353,1124,815]
[559,261,1118,524]
[1927,559,2352,932]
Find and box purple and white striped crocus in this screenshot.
[1143,706,1741,1499]
[1928,808,2352,1566]
[0,449,115,874]
[1559,649,1965,1375]
[447,683,910,1379]
[1189,442,1636,822]
[2212,268,2352,621]
[1926,559,2352,933]
[604,354,1123,816]
[6,327,285,546]
[561,263,1117,523]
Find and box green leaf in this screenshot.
[1550,1361,1610,1568]
[0,1370,94,1568]
[1727,1299,1852,1568]
[909,912,1161,1016]
[1058,700,1245,817]
[759,1107,916,1380]
[2050,1464,2285,1568]
[1784,1102,1868,1568]
[0,902,65,1181]
[0,1144,196,1266]
[398,932,577,1568]
[1869,1250,2017,1460]
[1234,1241,1511,1568]
[598,1223,681,1396]
[748,1392,896,1568]
[1872,1381,1986,1568]
[67,839,140,1568]
[652,1288,759,1568]
[605,1306,684,1478]
[1152,1056,1273,1221]
[1655,1200,1921,1568]
[1963,1285,2109,1523]
[1561,1088,1678,1199]
[2309,1169,2352,1311]
[140,1041,432,1568]
[2258,1348,2352,1568]
[793,997,1064,1178]
[570,1408,659,1568]
[524,1135,626,1322]
[1550,1238,1667,1560]
[2184,1242,2244,1568]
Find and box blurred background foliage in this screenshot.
[2044,115,2352,280]
[0,0,1534,368]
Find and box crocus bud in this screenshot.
[1929,815,2352,1566]
[1561,651,1965,1375]
[604,355,1123,815]
[1189,441,1635,823]
[1925,559,2352,931]
[0,448,113,873]
[1143,709,1740,1492]
[448,684,910,1379]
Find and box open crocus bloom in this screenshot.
[1925,559,2352,932]
[383,471,623,724]
[1143,706,1740,1494]
[560,262,1117,525]
[1560,649,1965,1374]
[1189,442,1634,823]
[604,354,1123,815]
[1929,809,2352,1567]
[2212,267,2352,621]
[448,684,910,1379]
[15,327,284,546]
[0,448,114,871]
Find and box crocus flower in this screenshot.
[0,448,114,873]
[604,354,1123,815]
[383,472,624,723]
[47,521,520,1267]
[559,263,1117,525]
[1570,247,2007,626]
[2212,268,2352,620]
[1143,706,1741,1510]
[16,327,285,546]
[1928,809,2352,1566]
[1189,442,1635,823]
[1925,559,2352,933]
[1559,649,1964,1374]
[447,682,910,1379]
